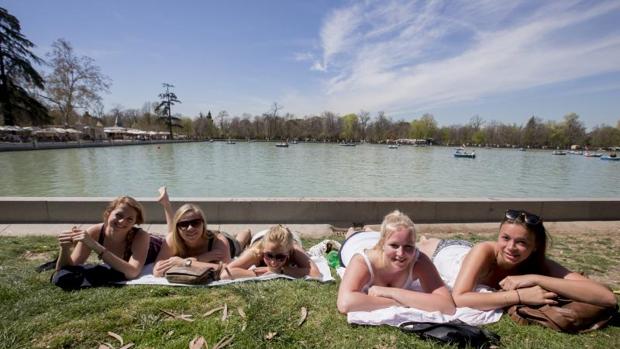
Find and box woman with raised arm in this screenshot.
[337,210,455,314]
[418,209,617,311]
[153,186,251,277]
[54,196,160,289]
[220,224,322,280]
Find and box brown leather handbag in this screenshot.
[507,297,617,333]
[165,263,222,285]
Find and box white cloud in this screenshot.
[309,0,620,115]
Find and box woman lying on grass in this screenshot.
[54,196,161,289]
[337,210,455,314]
[220,224,322,280]
[418,209,617,311]
[153,187,251,277]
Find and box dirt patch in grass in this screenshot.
[21,250,53,261]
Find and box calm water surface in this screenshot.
[0,142,618,198]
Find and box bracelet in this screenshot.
[515,289,522,304]
[97,248,107,259]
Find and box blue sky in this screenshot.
[4,0,620,129]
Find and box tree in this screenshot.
[0,7,49,125]
[410,113,437,139]
[155,83,181,139]
[44,38,111,126]
[562,112,586,146]
[340,113,359,140]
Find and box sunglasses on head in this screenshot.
[264,252,288,262]
[177,218,204,229]
[505,209,541,225]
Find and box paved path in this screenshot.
[2,221,619,239]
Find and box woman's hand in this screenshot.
[368,285,391,299]
[517,285,558,306]
[58,228,77,248]
[499,275,539,290]
[153,256,185,276]
[71,229,98,250]
[157,186,170,206]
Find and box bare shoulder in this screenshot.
[86,223,104,237]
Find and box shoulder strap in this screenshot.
[98,224,106,244]
[355,251,374,285]
[207,232,215,252]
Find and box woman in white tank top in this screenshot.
[337,210,455,315]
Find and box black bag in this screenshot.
[52,264,126,290]
[400,320,500,349]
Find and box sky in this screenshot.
[4,0,620,129]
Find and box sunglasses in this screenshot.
[505,209,541,225]
[263,252,289,262]
[177,218,204,229]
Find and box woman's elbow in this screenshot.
[438,297,456,315]
[600,291,618,308]
[337,296,352,314]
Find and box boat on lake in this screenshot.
[454,147,475,159]
[583,152,603,157]
[388,144,399,149]
[552,150,566,155]
[340,142,356,146]
[275,142,289,148]
[601,155,620,161]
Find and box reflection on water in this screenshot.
[0,142,618,198]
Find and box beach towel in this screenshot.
[337,231,502,326]
[122,255,334,286]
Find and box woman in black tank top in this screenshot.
[53,196,157,289]
[152,187,251,277]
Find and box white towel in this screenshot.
[346,286,503,327]
[122,255,334,286]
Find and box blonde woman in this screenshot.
[221,224,322,279]
[337,210,455,314]
[153,187,251,277]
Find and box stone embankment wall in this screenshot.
[1,198,618,225]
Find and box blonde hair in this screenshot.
[251,224,295,257]
[103,196,144,225]
[373,210,416,251]
[170,203,212,257]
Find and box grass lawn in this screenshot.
[1,233,618,349]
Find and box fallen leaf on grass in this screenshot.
[159,309,194,322]
[203,305,224,317]
[297,307,308,327]
[98,344,112,349]
[221,303,228,321]
[108,332,123,346]
[165,330,174,338]
[213,334,234,349]
[119,344,134,349]
[189,336,207,349]
[265,332,277,340]
[237,307,246,319]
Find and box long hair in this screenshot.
[170,203,212,257]
[500,211,549,274]
[102,196,144,225]
[250,224,295,257]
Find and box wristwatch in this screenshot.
[184,258,192,267]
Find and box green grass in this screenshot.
[0,235,618,349]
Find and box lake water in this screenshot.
[0,142,618,198]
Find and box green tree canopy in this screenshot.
[0,7,49,125]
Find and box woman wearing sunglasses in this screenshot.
[418,209,617,311]
[152,187,251,277]
[337,210,455,314]
[220,224,322,279]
